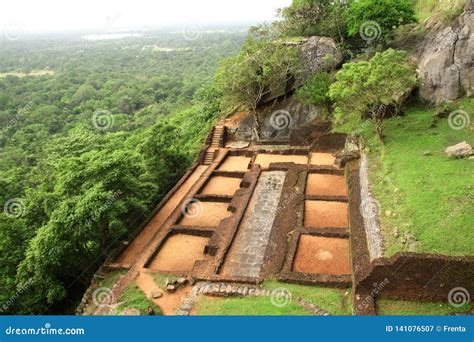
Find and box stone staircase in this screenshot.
[211,126,225,148]
[203,151,215,165]
[204,126,225,165]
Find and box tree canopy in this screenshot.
[216,33,301,135]
[328,49,417,141]
[277,0,352,42]
[0,29,242,314]
[346,0,417,44]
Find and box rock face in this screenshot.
[234,96,327,141]
[261,36,343,103]
[416,0,474,104]
[233,36,342,142]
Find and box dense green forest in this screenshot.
[0,28,245,314]
[1,0,471,315]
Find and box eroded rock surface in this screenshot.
[416,0,474,104]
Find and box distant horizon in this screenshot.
[1,0,292,35]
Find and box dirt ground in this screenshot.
[136,272,192,315]
[147,234,211,272]
[305,174,348,197]
[304,200,349,228]
[200,176,242,196]
[254,154,308,169]
[309,152,336,166]
[218,156,251,172]
[179,201,232,226]
[118,165,208,266]
[293,235,351,275]
[219,111,248,130]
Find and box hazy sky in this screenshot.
[1,0,293,33]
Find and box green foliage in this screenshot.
[295,72,334,114]
[16,130,155,309]
[329,49,417,140]
[71,84,98,106]
[415,0,467,22]
[346,0,417,44]
[216,34,301,114]
[0,30,239,314]
[277,0,352,41]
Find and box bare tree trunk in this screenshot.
[372,104,387,144]
[251,108,261,140]
[375,118,384,144]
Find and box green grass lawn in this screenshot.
[151,273,179,288]
[98,270,127,289]
[195,295,312,315]
[116,281,162,315]
[377,298,471,315]
[263,281,352,315]
[367,99,473,256]
[195,281,352,315]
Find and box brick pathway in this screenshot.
[225,171,286,278]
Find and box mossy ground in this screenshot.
[116,281,162,315]
[366,99,473,256]
[376,298,471,315]
[194,281,352,315]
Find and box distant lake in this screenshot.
[82,33,143,41]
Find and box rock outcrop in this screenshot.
[416,0,474,104]
[261,36,343,103]
[234,96,327,141]
[444,141,474,158]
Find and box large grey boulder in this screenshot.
[261,36,343,103]
[416,0,474,104]
[234,96,326,141]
